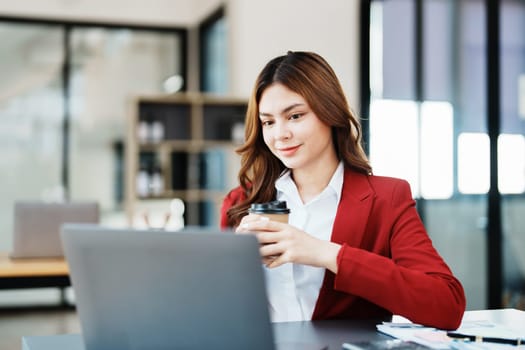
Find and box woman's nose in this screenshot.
[275,121,292,140]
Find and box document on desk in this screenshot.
[376,321,525,349]
[447,320,525,348]
[376,324,449,349]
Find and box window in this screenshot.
[498,134,525,194]
[457,133,490,194]
[0,19,186,252]
[200,8,228,93]
[0,22,64,253]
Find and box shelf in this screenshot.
[125,93,247,227]
[136,189,228,202]
[138,140,237,152]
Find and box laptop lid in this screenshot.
[61,224,275,350]
[11,201,99,259]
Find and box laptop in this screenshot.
[11,201,99,259]
[61,224,278,350]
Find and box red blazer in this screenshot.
[220,169,466,330]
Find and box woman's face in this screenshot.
[258,83,336,172]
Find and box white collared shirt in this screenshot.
[264,162,344,322]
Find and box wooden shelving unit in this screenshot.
[125,93,247,227]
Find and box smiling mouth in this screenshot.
[277,145,300,156]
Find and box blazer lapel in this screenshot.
[331,169,375,248]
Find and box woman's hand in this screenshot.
[235,214,341,273]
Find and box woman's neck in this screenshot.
[292,159,340,204]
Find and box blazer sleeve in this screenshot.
[220,187,245,230]
[333,179,466,329]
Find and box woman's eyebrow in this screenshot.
[259,103,305,118]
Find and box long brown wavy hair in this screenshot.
[226,51,372,227]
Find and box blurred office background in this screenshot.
[0,0,523,313]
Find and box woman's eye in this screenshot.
[290,113,303,120]
[261,120,274,126]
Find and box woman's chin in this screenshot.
[279,159,301,170]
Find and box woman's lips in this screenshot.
[277,145,300,157]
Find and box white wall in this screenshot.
[226,0,361,110]
[0,0,223,27]
[0,0,361,106]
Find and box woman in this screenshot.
[220,51,465,329]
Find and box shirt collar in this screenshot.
[328,161,344,203]
[276,161,344,203]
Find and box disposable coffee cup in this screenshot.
[249,200,290,223]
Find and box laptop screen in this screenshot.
[11,202,99,259]
[61,224,275,350]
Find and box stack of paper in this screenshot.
[376,323,449,349]
[377,320,525,349]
